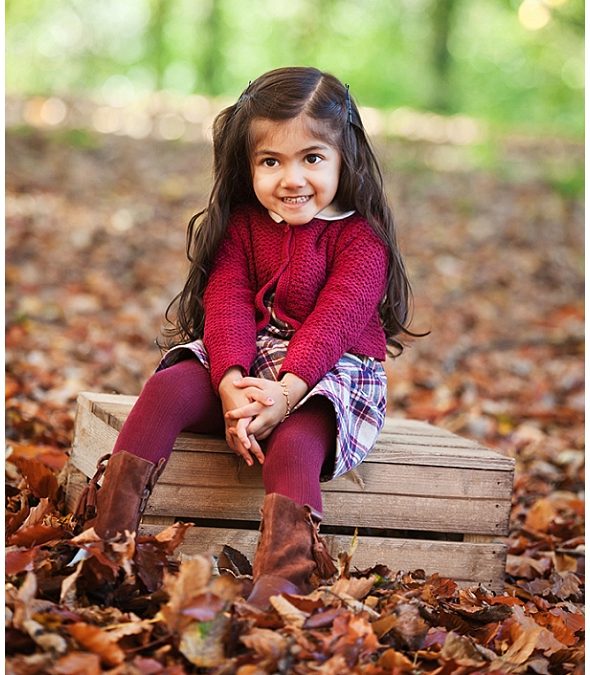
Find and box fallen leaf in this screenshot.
[490,622,542,671]
[7,442,69,470]
[269,594,309,628]
[151,521,193,554]
[524,499,558,533]
[8,523,67,548]
[12,571,37,629]
[51,651,102,675]
[181,592,225,622]
[440,631,488,667]
[217,543,252,576]
[378,647,415,672]
[179,612,229,668]
[11,456,59,500]
[161,556,212,632]
[533,609,581,647]
[304,606,345,629]
[371,613,398,639]
[240,627,288,664]
[67,622,125,667]
[390,603,429,651]
[449,601,513,624]
[22,618,68,654]
[329,575,376,600]
[329,613,380,666]
[552,552,578,573]
[60,560,84,608]
[5,547,39,576]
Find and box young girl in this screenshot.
[76,66,415,608]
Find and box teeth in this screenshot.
[282,196,310,204]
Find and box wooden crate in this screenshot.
[65,392,515,591]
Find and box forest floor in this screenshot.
[5,124,584,673]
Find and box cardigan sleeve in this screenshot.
[278,220,389,389]
[203,214,258,393]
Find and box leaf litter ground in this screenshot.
[6,125,584,673]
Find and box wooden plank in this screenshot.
[76,393,514,472]
[71,404,118,469]
[138,524,506,591]
[72,426,512,501]
[67,465,510,536]
[64,462,508,540]
[159,454,512,500]
[63,466,88,513]
[142,515,176,526]
[143,485,510,536]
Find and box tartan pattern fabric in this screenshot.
[160,323,387,481]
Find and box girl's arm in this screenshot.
[203,215,258,393]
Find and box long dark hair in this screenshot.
[163,66,420,355]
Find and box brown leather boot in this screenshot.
[247,493,338,609]
[74,451,166,539]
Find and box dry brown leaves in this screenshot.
[6,125,584,673]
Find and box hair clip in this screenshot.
[237,81,253,108]
[345,84,353,124]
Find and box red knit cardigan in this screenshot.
[202,203,389,392]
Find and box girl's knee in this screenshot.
[140,359,208,403]
[273,396,336,442]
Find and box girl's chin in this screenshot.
[274,202,321,224]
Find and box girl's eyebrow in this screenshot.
[253,144,331,156]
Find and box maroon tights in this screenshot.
[112,359,336,513]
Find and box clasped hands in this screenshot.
[219,368,307,467]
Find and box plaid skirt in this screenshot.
[159,323,387,481]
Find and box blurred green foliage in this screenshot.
[6,0,584,137]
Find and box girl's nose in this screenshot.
[280,164,306,188]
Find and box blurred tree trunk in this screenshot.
[147,0,172,91]
[200,0,224,95]
[430,0,458,112]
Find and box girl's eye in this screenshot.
[262,158,278,167]
[305,154,322,164]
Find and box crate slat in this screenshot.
[142,484,509,535]
[138,524,506,592]
[74,392,515,472]
[71,413,511,500]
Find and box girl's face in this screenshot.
[250,115,341,226]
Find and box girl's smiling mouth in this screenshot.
[281,196,312,204]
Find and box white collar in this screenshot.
[268,204,355,224]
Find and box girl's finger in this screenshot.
[236,417,252,449]
[245,388,276,405]
[225,399,273,420]
[246,414,278,440]
[225,431,237,452]
[234,442,254,466]
[226,427,254,466]
[248,434,265,464]
[232,377,270,389]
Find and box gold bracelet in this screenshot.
[279,380,291,421]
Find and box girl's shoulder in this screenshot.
[330,212,387,251]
